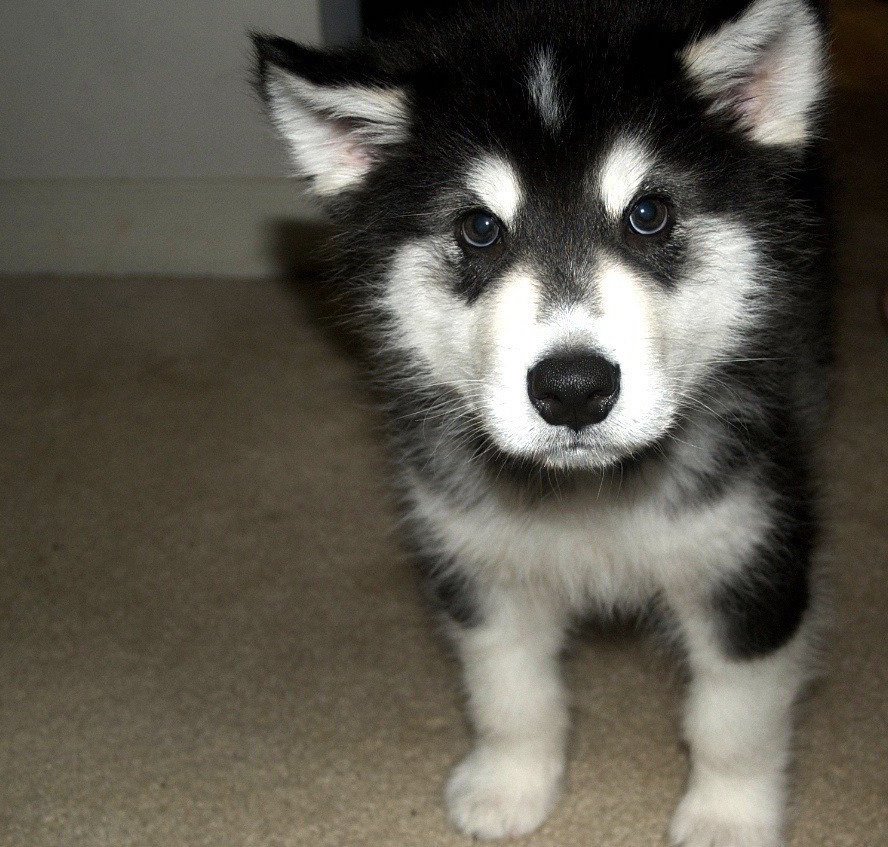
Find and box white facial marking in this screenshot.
[682,0,825,146]
[481,268,544,438]
[379,238,474,387]
[472,256,673,466]
[665,217,760,390]
[592,260,670,443]
[527,47,565,132]
[598,138,653,219]
[466,156,523,226]
[380,245,544,432]
[266,67,407,195]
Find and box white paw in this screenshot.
[669,777,784,847]
[445,745,563,840]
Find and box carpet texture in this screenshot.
[1,100,886,846]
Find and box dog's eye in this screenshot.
[457,210,503,250]
[626,196,671,237]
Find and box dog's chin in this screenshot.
[535,444,620,471]
[530,439,636,472]
[479,414,676,475]
[484,427,642,473]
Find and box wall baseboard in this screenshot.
[0,179,327,279]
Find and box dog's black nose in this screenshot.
[527,352,620,431]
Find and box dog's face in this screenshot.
[255,0,825,470]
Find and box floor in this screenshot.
[1,98,887,847]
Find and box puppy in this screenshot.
[253,1,832,843]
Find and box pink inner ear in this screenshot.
[347,143,373,170]
[731,50,782,130]
[328,116,373,172]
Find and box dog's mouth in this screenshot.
[535,440,621,470]
[497,426,634,472]
[462,410,676,484]
[547,434,600,457]
[487,415,677,474]
[533,430,674,478]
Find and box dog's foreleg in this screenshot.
[445,586,569,840]
[668,607,809,847]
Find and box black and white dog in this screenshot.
[254,1,832,843]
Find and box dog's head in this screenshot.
[254,0,827,470]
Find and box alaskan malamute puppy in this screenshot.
[253,1,832,843]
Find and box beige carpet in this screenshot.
[2,101,887,846]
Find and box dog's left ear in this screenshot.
[681,0,828,146]
[252,34,409,197]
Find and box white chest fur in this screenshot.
[407,472,770,615]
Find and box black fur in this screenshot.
[711,403,820,657]
[415,550,481,627]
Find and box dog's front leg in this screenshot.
[668,608,809,847]
[445,586,568,840]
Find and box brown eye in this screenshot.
[458,210,503,249]
[627,196,671,236]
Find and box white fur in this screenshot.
[527,47,565,132]
[666,606,810,846]
[478,267,547,452]
[265,67,407,195]
[378,238,476,389]
[410,467,797,845]
[475,260,674,468]
[408,471,770,615]
[592,261,673,452]
[663,217,764,404]
[466,156,523,226]
[598,138,653,218]
[682,0,826,146]
[446,591,568,839]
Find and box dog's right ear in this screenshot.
[252,34,409,198]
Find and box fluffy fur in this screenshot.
[252,1,832,844]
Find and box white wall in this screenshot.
[0,0,358,277]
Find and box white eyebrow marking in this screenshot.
[527,47,565,132]
[466,155,522,225]
[597,137,654,218]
